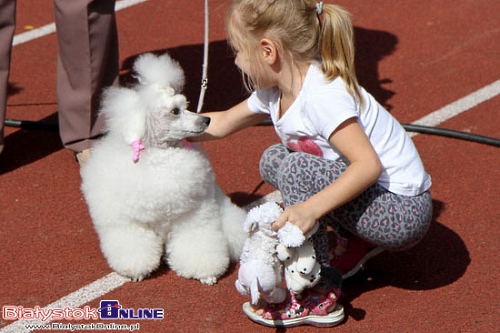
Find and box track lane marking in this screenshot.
[0,273,129,333]
[408,80,500,137]
[13,0,149,46]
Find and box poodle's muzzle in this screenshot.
[145,107,211,148]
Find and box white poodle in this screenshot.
[80,53,248,285]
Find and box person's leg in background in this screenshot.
[54,0,119,162]
[0,0,16,155]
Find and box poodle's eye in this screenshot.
[170,107,181,115]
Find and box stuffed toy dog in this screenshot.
[81,53,248,284]
[235,202,286,305]
[276,237,321,296]
[235,202,319,305]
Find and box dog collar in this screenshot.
[180,139,193,150]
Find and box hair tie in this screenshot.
[316,1,324,16]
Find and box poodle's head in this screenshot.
[243,202,318,247]
[100,53,210,154]
[243,202,283,236]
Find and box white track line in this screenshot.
[0,273,129,333]
[13,0,148,46]
[408,80,500,137]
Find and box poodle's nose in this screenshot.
[203,116,211,126]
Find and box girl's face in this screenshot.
[234,45,275,91]
[227,10,276,90]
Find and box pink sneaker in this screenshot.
[302,287,342,315]
[330,235,384,279]
[242,289,344,328]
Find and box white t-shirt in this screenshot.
[247,62,431,196]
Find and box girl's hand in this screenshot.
[272,202,318,235]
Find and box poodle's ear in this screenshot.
[100,87,147,145]
[133,52,185,93]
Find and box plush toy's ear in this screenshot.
[277,221,320,247]
[244,202,283,233]
[277,222,305,247]
[243,205,261,233]
[276,243,294,262]
[258,202,283,222]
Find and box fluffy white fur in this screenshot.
[80,53,247,285]
[235,202,287,305]
[235,202,314,305]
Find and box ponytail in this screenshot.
[226,1,363,107]
[318,4,364,108]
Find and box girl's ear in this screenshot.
[259,38,277,65]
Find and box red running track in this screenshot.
[1,1,499,332]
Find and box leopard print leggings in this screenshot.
[259,144,433,267]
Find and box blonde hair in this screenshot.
[226,0,363,107]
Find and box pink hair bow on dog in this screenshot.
[131,138,146,163]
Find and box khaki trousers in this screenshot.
[0,0,119,153]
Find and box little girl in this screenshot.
[193,0,432,328]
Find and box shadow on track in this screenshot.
[1,27,399,174]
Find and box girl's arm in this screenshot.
[273,117,382,234]
[191,99,270,141]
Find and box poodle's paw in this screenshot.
[199,276,218,285]
[166,226,231,285]
[112,262,156,282]
[97,225,164,282]
[108,251,161,282]
[106,251,161,282]
[119,270,146,282]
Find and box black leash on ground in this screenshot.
[401,124,500,147]
[257,119,500,147]
[4,118,500,147]
[4,118,59,132]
